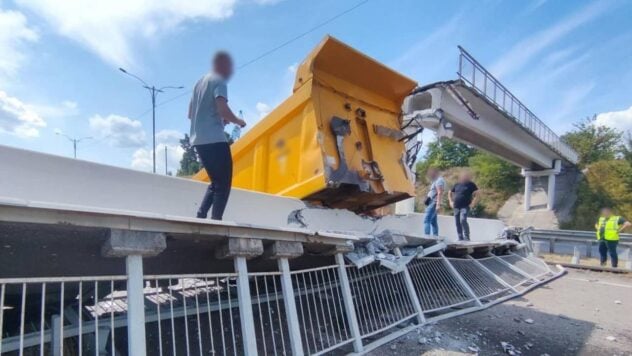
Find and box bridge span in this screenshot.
[402,47,578,211]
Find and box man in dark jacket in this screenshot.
[449,171,479,241]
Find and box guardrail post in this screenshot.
[549,238,556,254]
[266,241,305,356]
[234,256,259,356]
[216,238,264,356]
[126,255,147,356]
[439,252,483,307]
[335,253,363,353]
[101,229,167,356]
[585,241,592,258]
[394,248,425,324]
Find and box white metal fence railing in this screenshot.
[0,252,564,356]
[457,46,579,164]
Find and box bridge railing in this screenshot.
[457,46,579,164]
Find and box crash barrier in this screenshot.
[528,229,632,262]
[0,252,563,355]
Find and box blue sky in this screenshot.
[1,0,631,173]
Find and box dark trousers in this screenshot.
[454,207,470,241]
[598,240,618,267]
[195,142,232,220]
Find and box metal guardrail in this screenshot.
[0,252,563,356]
[457,46,579,164]
[529,229,632,258]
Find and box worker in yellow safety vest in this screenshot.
[595,207,631,268]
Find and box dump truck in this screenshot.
[194,36,418,212]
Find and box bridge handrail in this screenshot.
[457,46,579,164]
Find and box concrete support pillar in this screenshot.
[547,173,556,210]
[101,229,167,356]
[524,174,532,212]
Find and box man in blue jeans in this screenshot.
[424,168,445,236]
[449,171,479,241]
[188,51,246,220]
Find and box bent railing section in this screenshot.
[0,252,563,355]
[457,46,579,164]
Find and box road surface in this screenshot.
[369,268,632,355]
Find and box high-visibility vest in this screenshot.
[596,216,620,241]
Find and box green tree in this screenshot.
[561,115,623,167]
[416,138,477,173]
[469,152,522,195]
[567,160,632,230]
[177,134,201,176]
[621,132,632,164]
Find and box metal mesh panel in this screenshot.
[446,258,509,300]
[498,255,550,279]
[292,266,352,355]
[0,277,128,356]
[477,257,529,287]
[250,273,291,356]
[407,258,474,313]
[144,274,242,356]
[347,264,417,338]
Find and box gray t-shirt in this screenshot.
[427,176,445,202]
[189,73,228,146]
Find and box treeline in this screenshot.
[415,140,522,217]
[560,116,632,230]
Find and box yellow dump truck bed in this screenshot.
[194,36,417,212]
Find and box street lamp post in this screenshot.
[56,132,92,159]
[119,68,183,173]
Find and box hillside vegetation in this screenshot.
[416,115,632,230]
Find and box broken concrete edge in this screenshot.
[263,241,304,259]
[215,238,264,259]
[101,228,167,258]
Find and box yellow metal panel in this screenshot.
[194,36,418,212]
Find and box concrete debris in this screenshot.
[525,302,534,307]
[524,318,534,324]
[468,345,480,352]
[390,344,397,351]
[614,300,622,305]
[606,336,616,342]
[501,341,521,355]
[417,337,428,345]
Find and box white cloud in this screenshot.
[255,101,271,118]
[0,90,46,138]
[0,7,38,78]
[31,100,79,118]
[131,129,184,173]
[17,0,238,68]
[596,106,632,133]
[89,114,146,148]
[490,1,609,79]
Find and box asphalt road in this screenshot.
[369,268,632,356]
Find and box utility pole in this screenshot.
[119,68,183,173]
[56,132,92,159]
[165,146,168,175]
